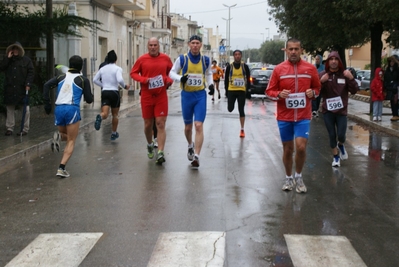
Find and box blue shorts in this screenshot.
[181,89,207,124]
[55,105,81,126]
[277,120,310,142]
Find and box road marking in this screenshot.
[284,234,367,267]
[147,231,226,267]
[5,233,103,267]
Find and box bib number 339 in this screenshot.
[285,92,306,109]
[187,74,203,87]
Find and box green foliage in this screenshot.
[267,0,399,76]
[260,40,285,65]
[364,64,371,70]
[0,1,102,47]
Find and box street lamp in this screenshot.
[222,17,230,64]
[223,3,237,60]
[265,28,270,41]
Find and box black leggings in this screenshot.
[228,90,246,117]
[323,112,347,148]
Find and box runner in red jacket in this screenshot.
[131,37,173,165]
[266,38,321,193]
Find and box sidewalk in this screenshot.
[0,91,398,170]
[0,88,144,171]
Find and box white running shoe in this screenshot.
[295,176,307,193]
[153,138,158,148]
[282,178,294,191]
[373,116,377,121]
[338,143,348,160]
[332,157,340,167]
[187,143,195,161]
[191,154,200,169]
[56,168,70,178]
[51,131,60,152]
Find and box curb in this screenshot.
[0,97,142,171]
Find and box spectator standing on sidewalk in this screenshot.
[224,50,251,138]
[169,35,214,169]
[131,37,173,165]
[312,54,324,117]
[266,38,320,193]
[93,50,130,140]
[370,67,384,121]
[383,56,399,121]
[0,42,34,136]
[43,55,93,178]
[319,51,358,168]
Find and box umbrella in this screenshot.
[20,90,29,137]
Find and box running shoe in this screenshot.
[187,143,195,161]
[373,116,377,121]
[56,168,70,178]
[338,143,348,160]
[95,114,102,130]
[240,130,245,138]
[156,151,166,165]
[282,177,294,191]
[312,111,317,117]
[378,116,382,121]
[191,155,200,169]
[332,156,340,167]
[110,132,119,140]
[147,142,155,159]
[153,138,158,148]
[51,131,60,152]
[295,176,307,193]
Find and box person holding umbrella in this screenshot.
[0,42,34,136]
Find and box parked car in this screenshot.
[358,70,371,90]
[248,68,273,95]
[247,62,264,70]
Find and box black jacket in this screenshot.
[0,55,34,105]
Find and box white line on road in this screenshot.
[284,234,367,267]
[147,231,226,267]
[5,232,103,267]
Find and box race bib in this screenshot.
[233,78,245,87]
[148,75,164,89]
[211,69,217,73]
[337,78,345,84]
[326,96,343,111]
[285,92,306,109]
[187,74,203,87]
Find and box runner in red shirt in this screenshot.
[131,37,173,165]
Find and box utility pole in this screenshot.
[46,0,54,80]
[223,3,236,63]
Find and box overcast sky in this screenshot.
[170,0,279,49]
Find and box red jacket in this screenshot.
[371,67,384,101]
[266,59,320,121]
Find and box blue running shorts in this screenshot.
[181,89,207,124]
[55,105,81,126]
[277,120,310,142]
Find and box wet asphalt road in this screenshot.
[1,90,399,266]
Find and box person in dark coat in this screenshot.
[0,42,34,136]
[383,56,399,121]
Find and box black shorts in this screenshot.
[213,79,220,83]
[101,90,120,108]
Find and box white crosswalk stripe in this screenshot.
[284,234,367,267]
[147,232,226,267]
[5,232,368,266]
[5,233,103,267]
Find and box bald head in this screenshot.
[148,37,160,57]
